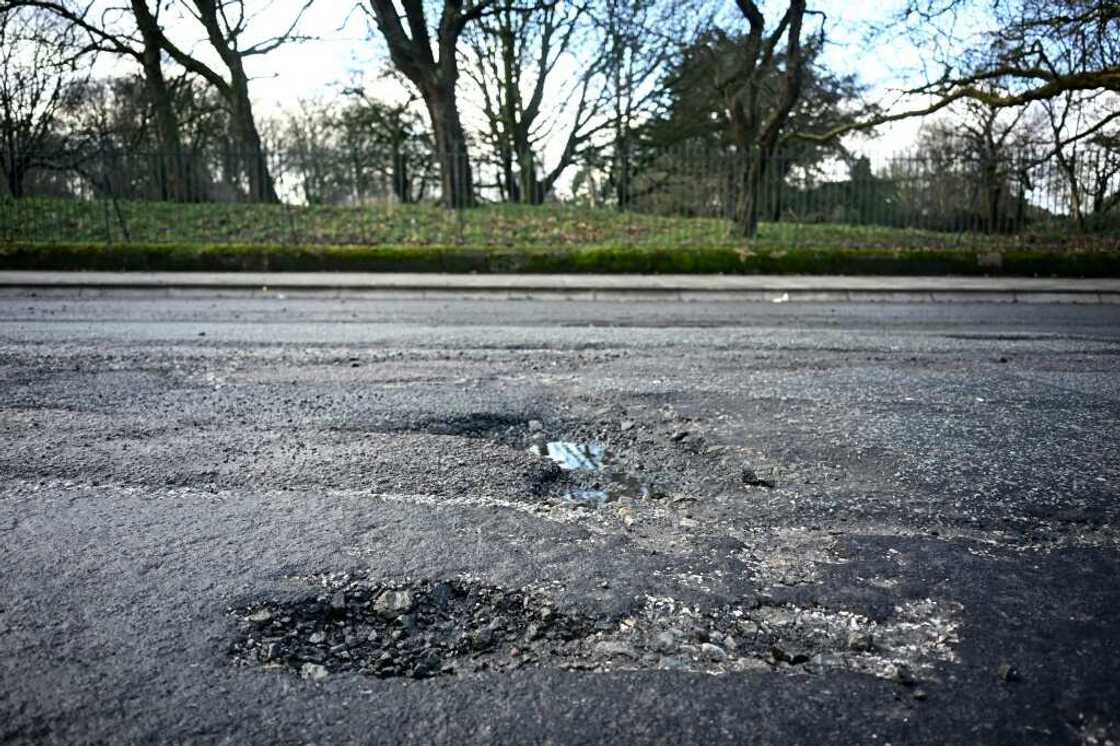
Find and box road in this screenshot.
[1,295,1118,744]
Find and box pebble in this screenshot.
[620,420,635,432]
[247,610,272,624]
[429,581,453,609]
[528,420,544,433]
[373,589,414,619]
[593,641,638,660]
[736,620,759,636]
[996,662,1019,682]
[700,642,728,661]
[300,663,329,681]
[847,632,874,652]
[330,591,346,612]
[652,630,677,653]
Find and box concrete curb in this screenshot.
[1,271,1118,303]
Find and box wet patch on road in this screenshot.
[228,574,961,685]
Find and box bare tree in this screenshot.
[797,1,1119,142]
[341,81,434,204]
[1084,132,1120,216]
[1042,90,1120,229]
[0,0,313,202]
[0,0,193,198]
[0,6,88,198]
[156,0,316,203]
[463,0,609,203]
[953,98,1030,232]
[710,0,808,236]
[365,0,497,208]
[594,0,696,210]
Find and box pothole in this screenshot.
[229,578,595,680]
[384,413,532,441]
[541,441,652,506]
[228,575,961,684]
[366,410,764,506]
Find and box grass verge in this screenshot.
[2,199,1117,275]
[2,240,1118,277]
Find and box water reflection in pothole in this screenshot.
[546,442,605,471]
[543,442,650,506]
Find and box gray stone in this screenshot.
[847,632,874,652]
[429,581,453,609]
[247,610,272,624]
[651,630,677,653]
[996,662,1019,682]
[736,620,759,636]
[373,589,414,619]
[700,642,728,661]
[300,663,329,681]
[593,640,639,660]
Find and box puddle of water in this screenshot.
[544,442,650,506]
[546,442,605,471]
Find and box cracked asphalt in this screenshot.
[1,295,1118,745]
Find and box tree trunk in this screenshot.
[132,0,188,201]
[501,145,517,202]
[614,143,631,210]
[229,75,278,203]
[391,141,412,203]
[6,163,23,198]
[517,147,542,204]
[727,0,806,239]
[737,155,769,237]
[1055,153,1086,231]
[424,86,473,209]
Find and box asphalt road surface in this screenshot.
[1,295,1119,745]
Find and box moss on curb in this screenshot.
[1,240,1117,277]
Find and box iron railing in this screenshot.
[2,145,1118,249]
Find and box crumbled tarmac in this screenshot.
[228,575,960,684]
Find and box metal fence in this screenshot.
[2,144,1118,249]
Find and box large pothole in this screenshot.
[228,575,961,685]
[229,578,594,680]
[370,409,765,507]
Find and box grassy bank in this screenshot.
[3,240,1118,277]
[2,198,1117,275]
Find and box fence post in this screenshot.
[101,147,112,246]
[456,149,466,246]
